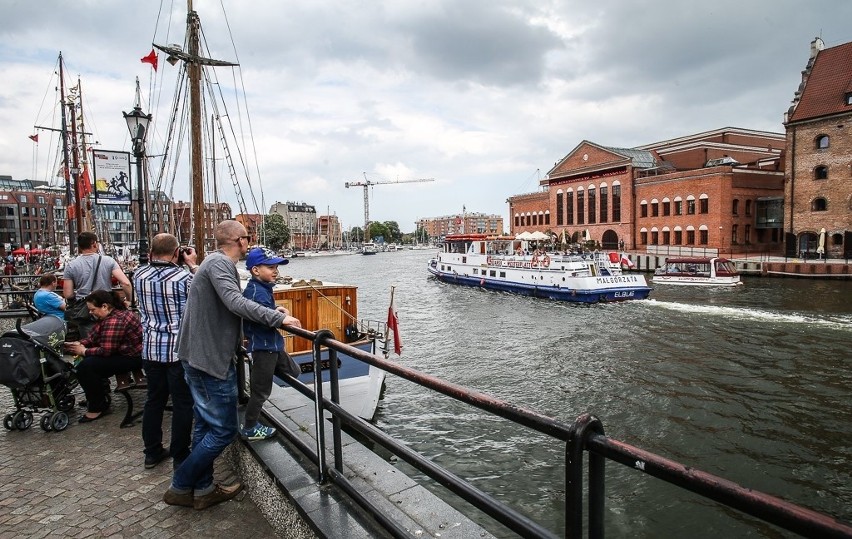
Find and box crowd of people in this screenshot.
[31,221,301,511]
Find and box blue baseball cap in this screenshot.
[246,247,289,270]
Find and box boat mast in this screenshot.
[58,53,77,255]
[154,0,238,261]
[76,76,92,236]
[188,1,204,259]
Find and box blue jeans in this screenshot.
[142,360,194,466]
[171,362,238,493]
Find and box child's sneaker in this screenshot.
[240,423,276,441]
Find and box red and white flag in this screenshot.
[386,291,402,355]
[621,253,635,269]
[28,134,38,142]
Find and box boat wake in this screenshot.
[644,299,852,331]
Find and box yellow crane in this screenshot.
[345,174,434,240]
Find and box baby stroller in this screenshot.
[0,314,77,432]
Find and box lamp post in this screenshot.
[123,78,152,265]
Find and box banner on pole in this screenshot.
[92,150,132,205]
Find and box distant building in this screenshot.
[416,212,504,240]
[270,201,317,249]
[172,200,232,253]
[235,213,262,245]
[784,37,852,259]
[506,191,550,236]
[318,214,342,248]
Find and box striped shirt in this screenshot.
[133,262,193,363]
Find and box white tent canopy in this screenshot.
[516,231,533,240]
[528,231,549,240]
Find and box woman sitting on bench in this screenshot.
[64,290,144,423]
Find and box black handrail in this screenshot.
[271,326,852,538]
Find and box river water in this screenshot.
[286,249,851,537]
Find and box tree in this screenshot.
[368,222,390,243]
[382,221,402,243]
[349,227,363,243]
[258,214,289,251]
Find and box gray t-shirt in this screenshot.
[63,253,120,299]
[175,250,285,380]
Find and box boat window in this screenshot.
[473,269,478,275]
[489,270,496,277]
[499,271,506,278]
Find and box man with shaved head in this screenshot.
[164,220,300,510]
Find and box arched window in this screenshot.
[745,199,752,216]
[686,195,696,215]
[699,194,709,214]
[662,197,671,216]
[731,224,738,244]
[651,198,659,217]
[815,166,828,180]
[544,210,550,225]
[673,226,682,245]
[650,227,659,245]
[640,200,648,218]
[816,135,829,149]
[673,196,683,215]
[639,227,648,245]
[698,225,709,245]
[732,199,739,215]
[811,198,828,211]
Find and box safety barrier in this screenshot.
[268,327,852,538]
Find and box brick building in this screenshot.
[235,213,262,245]
[506,191,550,235]
[784,37,852,259]
[172,201,232,253]
[416,212,504,240]
[507,128,786,254]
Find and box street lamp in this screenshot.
[123,78,152,265]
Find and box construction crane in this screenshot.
[345,174,434,240]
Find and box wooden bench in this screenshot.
[113,375,146,428]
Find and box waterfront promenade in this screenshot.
[0,387,276,538]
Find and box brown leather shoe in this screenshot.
[193,482,243,510]
[163,488,194,507]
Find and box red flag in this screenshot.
[387,296,402,355]
[78,167,92,197]
[28,134,38,142]
[141,49,158,71]
[620,253,635,269]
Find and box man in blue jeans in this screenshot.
[134,233,198,470]
[163,220,300,510]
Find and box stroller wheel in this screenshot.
[50,412,70,432]
[40,414,53,431]
[58,395,76,412]
[3,414,14,430]
[13,410,33,430]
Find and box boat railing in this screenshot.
[264,326,851,538]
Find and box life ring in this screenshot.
[531,254,539,267]
[541,255,550,268]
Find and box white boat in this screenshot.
[269,278,388,420]
[428,234,651,303]
[653,257,743,286]
[361,242,378,255]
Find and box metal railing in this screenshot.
[267,327,852,538]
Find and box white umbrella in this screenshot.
[516,231,532,240]
[816,228,826,257]
[529,231,549,240]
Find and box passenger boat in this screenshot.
[427,234,651,303]
[361,242,378,255]
[653,257,743,286]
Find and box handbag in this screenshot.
[283,352,302,378]
[67,255,103,324]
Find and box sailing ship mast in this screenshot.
[153,0,237,262]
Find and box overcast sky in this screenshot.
[1,1,849,233]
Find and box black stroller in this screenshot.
[0,315,78,432]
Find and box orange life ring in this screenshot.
[531,254,539,267]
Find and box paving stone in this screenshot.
[0,384,276,537]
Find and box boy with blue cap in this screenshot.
[241,247,301,440]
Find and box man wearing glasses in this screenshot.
[164,220,301,510]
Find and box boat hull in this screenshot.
[652,275,743,286]
[274,340,385,421]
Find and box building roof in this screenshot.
[602,146,657,169]
[788,40,852,123]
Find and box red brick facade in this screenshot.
[784,38,852,259]
[507,129,785,254]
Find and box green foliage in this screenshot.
[259,214,289,251]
